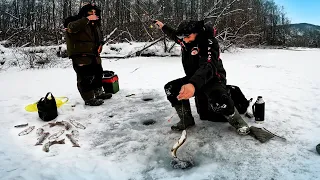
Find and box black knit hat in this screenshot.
[78,3,101,17]
[176,20,204,38]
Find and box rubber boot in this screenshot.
[94,87,112,100]
[85,98,104,106]
[80,90,103,106]
[224,107,250,135]
[171,101,195,131]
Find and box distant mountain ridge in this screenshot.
[289,23,320,29]
[287,23,320,34]
[284,23,320,47]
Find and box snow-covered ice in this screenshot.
[0,47,320,180]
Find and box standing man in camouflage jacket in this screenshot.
[64,3,112,106]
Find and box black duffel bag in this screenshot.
[37,92,58,121]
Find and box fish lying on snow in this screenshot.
[69,119,86,129]
[48,121,72,130]
[66,134,80,147]
[48,130,65,140]
[18,126,35,136]
[43,139,65,152]
[35,132,50,146]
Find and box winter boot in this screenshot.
[224,107,250,135]
[85,98,104,106]
[94,87,112,100]
[171,101,195,131]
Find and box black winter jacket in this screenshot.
[162,24,227,94]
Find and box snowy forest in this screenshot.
[1,1,320,179]
[0,0,319,48]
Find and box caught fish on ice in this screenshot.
[170,130,194,169]
[18,126,35,136]
[48,130,65,140]
[71,130,79,139]
[36,128,44,136]
[43,139,65,152]
[48,121,72,130]
[66,134,80,147]
[69,119,86,129]
[35,132,50,146]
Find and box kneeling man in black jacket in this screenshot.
[154,20,250,135]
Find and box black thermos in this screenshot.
[252,96,265,123]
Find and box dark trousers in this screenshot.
[72,56,103,101]
[164,77,235,121]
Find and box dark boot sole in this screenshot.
[85,100,104,106]
[85,103,104,106]
[171,124,195,131]
[96,95,112,100]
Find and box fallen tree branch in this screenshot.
[101,37,164,59]
[133,37,164,57]
[126,27,135,41]
[105,28,118,41]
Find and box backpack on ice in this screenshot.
[227,85,250,114]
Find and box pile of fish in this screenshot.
[16,121,195,170]
[15,119,85,152]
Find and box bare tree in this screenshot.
[0,0,305,48]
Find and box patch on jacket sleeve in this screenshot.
[191,47,199,55]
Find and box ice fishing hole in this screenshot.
[142,98,153,101]
[142,119,156,126]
